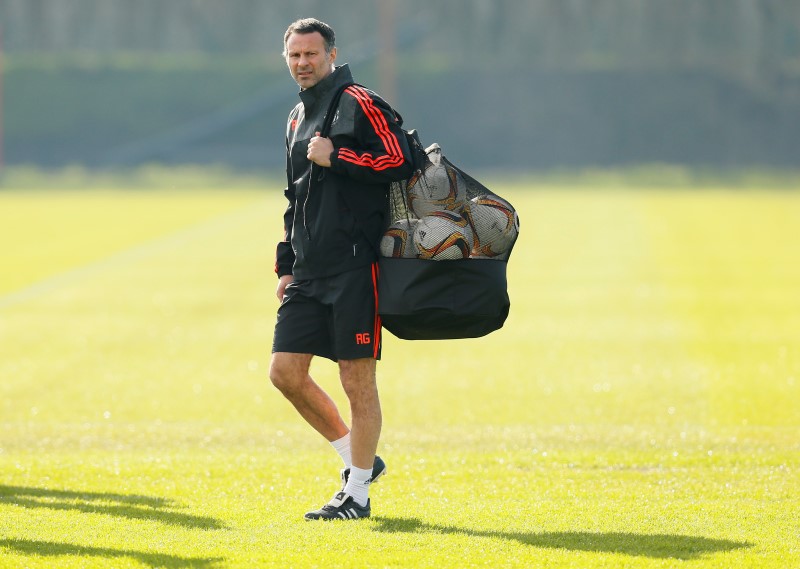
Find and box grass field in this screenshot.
[1,173,799,568]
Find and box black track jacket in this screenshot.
[276,65,414,280]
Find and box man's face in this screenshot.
[285,31,336,90]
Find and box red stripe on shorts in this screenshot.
[371,261,381,359]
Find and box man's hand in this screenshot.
[307,131,334,167]
[276,274,294,302]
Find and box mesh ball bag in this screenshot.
[378,143,519,340]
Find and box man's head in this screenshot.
[283,18,337,90]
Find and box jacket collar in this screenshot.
[298,64,354,114]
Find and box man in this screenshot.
[269,18,414,521]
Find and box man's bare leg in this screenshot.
[269,352,349,442]
[339,358,381,469]
[337,357,381,508]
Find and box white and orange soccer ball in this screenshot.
[414,211,473,260]
[380,219,418,258]
[406,145,467,218]
[466,195,520,257]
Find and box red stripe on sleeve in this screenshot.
[338,148,403,171]
[346,86,402,157]
[338,85,405,172]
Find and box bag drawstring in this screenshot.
[302,165,328,239]
[302,166,313,239]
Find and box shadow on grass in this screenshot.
[0,539,223,569]
[0,485,225,530]
[371,517,752,560]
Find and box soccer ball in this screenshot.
[380,219,418,258]
[414,211,473,260]
[465,195,520,257]
[406,149,467,218]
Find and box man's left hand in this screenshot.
[307,131,334,167]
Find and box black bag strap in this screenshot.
[319,81,425,176]
[309,81,355,184]
[321,82,354,137]
[316,81,385,256]
[318,82,380,254]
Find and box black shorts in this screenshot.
[272,263,382,362]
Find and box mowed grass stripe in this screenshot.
[0,189,267,298]
[0,199,268,311]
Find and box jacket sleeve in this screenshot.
[275,140,296,277]
[328,85,415,184]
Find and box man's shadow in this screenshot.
[0,484,224,529]
[371,517,752,560]
[1,485,226,568]
[0,539,223,569]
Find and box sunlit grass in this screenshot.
[0,175,798,568]
[0,180,267,296]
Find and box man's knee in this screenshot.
[269,352,311,395]
[268,359,290,393]
[339,358,377,399]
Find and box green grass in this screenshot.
[1,173,799,568]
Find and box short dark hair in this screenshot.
[283,18,336,56]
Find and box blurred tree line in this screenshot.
[2,0,800,169]
[6,0,800,81]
